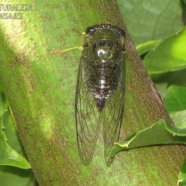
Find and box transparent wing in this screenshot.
[75,50,100,165]
[102,55,125,165]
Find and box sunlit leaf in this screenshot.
[144,28,186,75]
[136,40,161,55]
[171,110,186,129]
[155,83,168,98]
[178,159,186,186]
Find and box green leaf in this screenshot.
[0,167,36,186]
[136,40,161,55]
[3,111,26,156]
[0,91,30,169]
[157,69,186,87]
[171,110,186,129]
[179,159,186,186]
[0,114,31,169]
[0,93,8,118]
[118,0,183,44]
[155,83,168,98]
[164,86,186,113]
[110,119,186,159]
[0,84,3,92]
[144,28,186,75]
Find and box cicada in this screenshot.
[75,24,126,165]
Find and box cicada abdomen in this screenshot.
[75,24,126,165]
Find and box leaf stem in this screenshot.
[49,46,83,54]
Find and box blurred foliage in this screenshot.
[152,69,186,87]
[118,0,184,44]
[164,86,186,113]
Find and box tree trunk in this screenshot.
[0,1,185,185]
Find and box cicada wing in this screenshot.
[75,52,100,165]
[102,58,125,165]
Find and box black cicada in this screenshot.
[75,24,126,165]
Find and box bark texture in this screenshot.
[0,1,185,185]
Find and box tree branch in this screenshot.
[0,1,185,185]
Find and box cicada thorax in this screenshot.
[83,36,124,111]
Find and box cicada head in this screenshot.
[85,24,125,45]
[84,24,125,61]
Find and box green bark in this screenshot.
[0,1,185,185]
